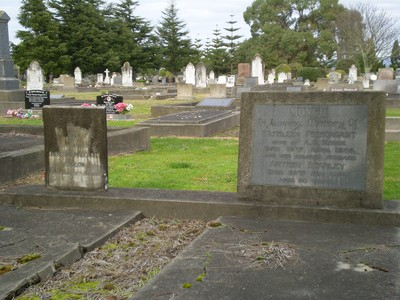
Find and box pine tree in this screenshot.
[156,0,196,74]
[12,0,67,77]
[207,26,229,77]
[390,40,400,71]
[223,15,242,74]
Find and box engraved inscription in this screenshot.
[251,104,368,190]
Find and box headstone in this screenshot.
[238,91,386,209]
[237,63,251,85]
[0,11,20,90]
[26,61,44,91]
[64,77,75,88]
[304,79,311,86]
[316,78,330,90]
[43,106,108,191]
[185,62,196,85]
[373,80,398,94]
[277,72,287,83]
[209,84,227,98]
[111,72,117,85]
[74,67,82,85]
[244,77,258,88]
[378,68,394,80]
[96,93,123,114]
[267,73,275,84]
[349,65,357,82]
[227,75,235,88]
[104,69,110,84]
[195,62,207,88]
[251,54,264,85]
[121,62,133,87]
[328,72,340,84]
[209,70,215,83]
[217,75,227,84]
[176,83,194,99]
[363,79,370,89]
[25,90,50,109]
[96,73,103,85]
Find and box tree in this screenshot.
[112,0,160,75]
[206,26,229,76]
[156,0,196,74]
[47,0,113,74]
[336,3,400,73]
[223,15,243,74]
[241,0,344,68]
[12,0,67,77]
[390,40,400,70]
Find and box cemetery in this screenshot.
[1,8,400,300]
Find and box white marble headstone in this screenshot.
[121,62,133,87]
[251,54,264,85]
[26,60,44,91]
[185,62,195,85]
[74,67,82,85]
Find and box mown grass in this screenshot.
[108,137,238,192]
[109,138,400,200]
[386,108,400,117]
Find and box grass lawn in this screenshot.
[109,137,400,200]
[386,108,400,117]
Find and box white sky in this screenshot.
[3,0,400,45]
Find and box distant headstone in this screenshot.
[64,77,75,88]
[185,62,196,85]
[316,78,329,90]
[237,63,251,85]
[176,83,194,99]
[378,68,394,80]
[328,72,340,84]
[209,84,227,98]
[43,106,108,191]
[304,79,311,86]
[26,61,44,91]
[277,72,287,83]
[349,65,357,81]
[96,73,103,85]
[209,70,215,83]
[251,54,264,85]
[227,75,235,88]
[104,68,110,84]
[25,90,50,109]
[373,80,398,94]
[74,67,82,85]
[238,91,386,209]
[217,75,227,84]
[195,62,207,88]
[0,11,20,90]
[121,62,133,87]
[244,77,258,88]
[96,93,123,114]
[267,73,274,84]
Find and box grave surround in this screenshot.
[238,91,386,209]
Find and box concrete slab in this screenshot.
[0,204,142,299]
[131,216,400,299]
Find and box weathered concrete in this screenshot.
[0,203,142,299]
[1,185,400,227]
[131,216,400,299]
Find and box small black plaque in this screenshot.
[96,94,123,114]
[25,90,50,109]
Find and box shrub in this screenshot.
[297,67,325,82]
[289,62,303,78]
[336,59,358,74]
[275,64,291,76]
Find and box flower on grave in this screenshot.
[6,108,38,119]
[81,103,96,107]
[114,102,133,114]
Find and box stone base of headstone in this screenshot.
[0,90,25,102]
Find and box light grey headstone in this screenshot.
[196,98,234,108]
[121,62,133,87]
[251,54,264,85]
[195,62,207,88]
[349,65,357,82]
[277,72,287,83]
[26,61,44,91]
[96,73,103,85]
[185,62,195,85]
[74,67,82,85]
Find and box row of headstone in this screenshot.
[184,62,236,88]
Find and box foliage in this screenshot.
[335,3,400,73]
[289,62,303,78]
[156,0,197,74]
[223,14,243,74]
[336,59,358,74]
[390,40,400,71]
[241,0,344,67]
[275,64,291,75]
[297,67,325,82]
[205,26,230,76]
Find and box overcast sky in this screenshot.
[3,0,400,45]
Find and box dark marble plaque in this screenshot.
[251,104,368,190]
[96,93,123,114]
[25,90,50,109]
[43,106,108,191]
